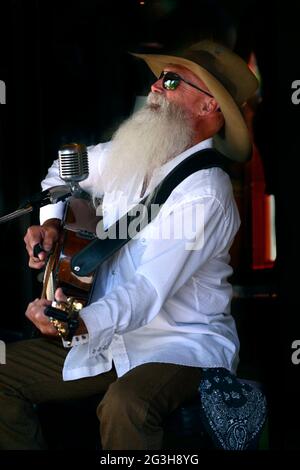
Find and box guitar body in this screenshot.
[42,196,101,306]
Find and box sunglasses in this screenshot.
[158,71,213,97]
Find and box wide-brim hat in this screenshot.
[132,40,258,162]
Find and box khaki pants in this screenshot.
[0,337,201,450]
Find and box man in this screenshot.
[0,40,258,450]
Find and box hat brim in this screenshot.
[132,53,252,162]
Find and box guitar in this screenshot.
[40,195,101,344]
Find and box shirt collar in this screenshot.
[148,138,213,191]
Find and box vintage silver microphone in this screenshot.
[33,143,89,258]
[0,142,89,224]
[58,143,89,196]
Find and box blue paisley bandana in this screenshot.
[199,368,268,450]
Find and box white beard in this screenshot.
[94,93,195,200]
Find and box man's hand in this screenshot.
[25,288,88,337]
[25,297,59,336]
[24,218,61,269]
[54,288,88,336]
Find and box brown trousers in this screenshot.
[0,337,202,450]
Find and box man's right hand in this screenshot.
[24,218,61,269]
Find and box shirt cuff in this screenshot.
[62,334,89,348]
[79,302,115,358]
[39,202,65,225]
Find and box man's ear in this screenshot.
[199,98,219,115]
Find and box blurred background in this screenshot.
[0,0,296,451]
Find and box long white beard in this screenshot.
[94,93,195,199]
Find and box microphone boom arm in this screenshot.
[0,142,89,225]
[0,185,72,225]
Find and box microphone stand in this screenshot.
[0,185,72,224]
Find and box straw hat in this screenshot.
[132,40,258,162]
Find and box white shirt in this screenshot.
[40,139,241,381]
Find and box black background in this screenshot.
[0,0,298,455]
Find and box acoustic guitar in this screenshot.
[40,195,101,344]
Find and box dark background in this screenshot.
[0,0,298,452]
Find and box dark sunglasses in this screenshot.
[158,71,213,97]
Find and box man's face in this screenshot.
[150,65,213,120]
[95,79,196,197]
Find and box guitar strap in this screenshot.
[71,148,230,277]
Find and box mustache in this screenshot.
[146,92,168,108]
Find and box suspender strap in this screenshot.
[71,148,229,276]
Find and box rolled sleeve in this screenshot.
[39,159,66,224]
[39,201,65,225]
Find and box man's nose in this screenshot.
[151,78,164,94]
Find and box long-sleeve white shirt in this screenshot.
[40,138,241,381]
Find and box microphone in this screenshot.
[33,142,89,258]
[0,142,89,224]
[58,143,89,196]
